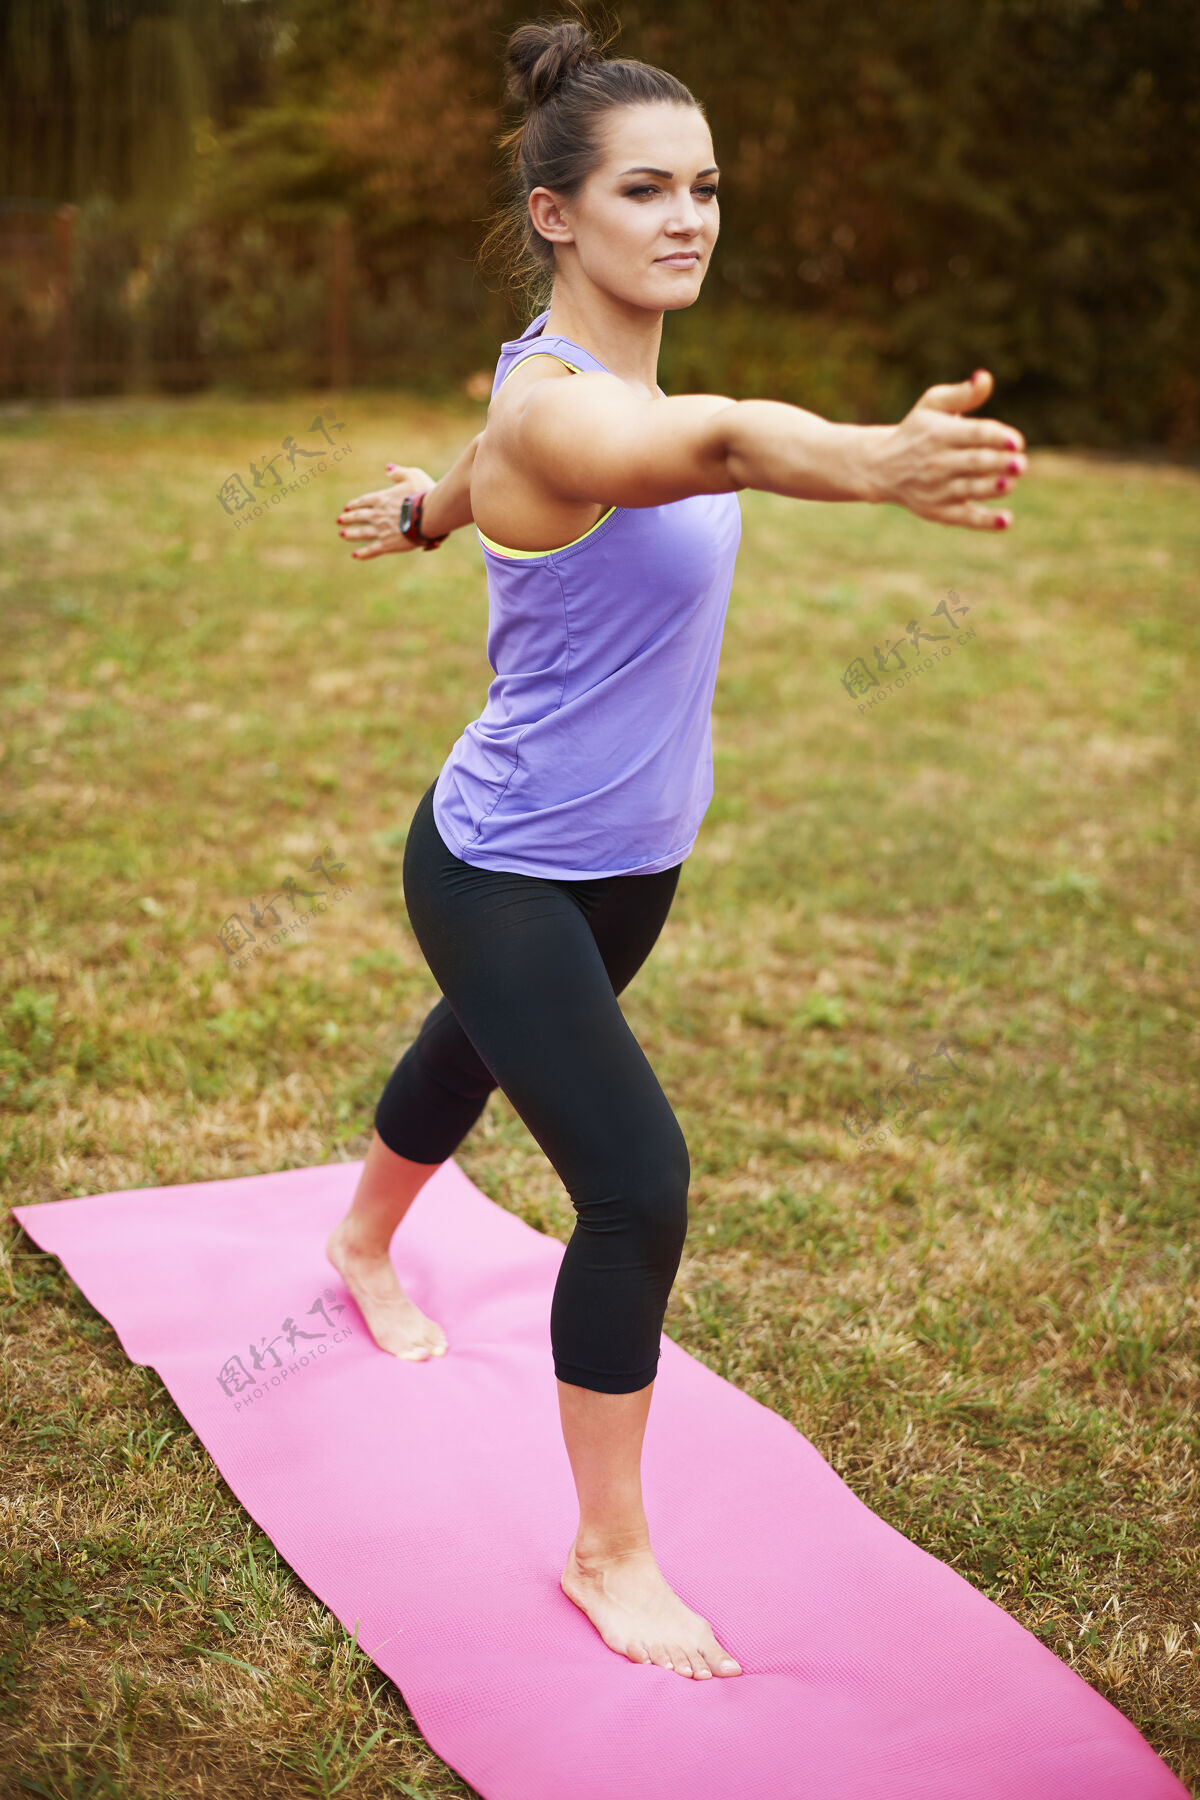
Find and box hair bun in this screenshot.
[504,18,604,111]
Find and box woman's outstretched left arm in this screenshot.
[511,368,1025,533]
[720,370,1026,531]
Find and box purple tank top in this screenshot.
[432,307,742,880]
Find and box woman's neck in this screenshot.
[541,294,664,398]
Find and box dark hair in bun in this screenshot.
[477,4,704,318]
[504,14,607,111]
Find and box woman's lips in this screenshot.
[656,253,700,266]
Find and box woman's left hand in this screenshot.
[337,465,437,559]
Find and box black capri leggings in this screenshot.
[372,779,690,1395]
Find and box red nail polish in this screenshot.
[1007,459,1020,474]
[994,514,1009,529]
[1005,437,1018,451]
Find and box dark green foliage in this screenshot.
[0,0,1196,440]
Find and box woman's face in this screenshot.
[531,102,721,311]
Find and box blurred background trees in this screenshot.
[1,0,1196,445]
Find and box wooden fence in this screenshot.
[0,202,362,400]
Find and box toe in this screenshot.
[668,1645,694,1675]
[647,1641,674,1671]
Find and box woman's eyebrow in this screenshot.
[617,166,720,179]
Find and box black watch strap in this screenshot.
[400,490,447,551]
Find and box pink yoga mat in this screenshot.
[12,1161,1188,1800]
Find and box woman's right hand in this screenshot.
[868,371,1027,530]
[337,464,437,559]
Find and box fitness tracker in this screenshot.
[398,490,447,551]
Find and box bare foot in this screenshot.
[561,1538,742,1678]
[325,1218,448,1361]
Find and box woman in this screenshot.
[327,14,1027,1683]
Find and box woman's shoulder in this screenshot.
[481,351,583,456]
[494,347,581,399]
[473,359,615,555]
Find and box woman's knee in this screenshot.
[637,1177,690,1264]
[588,1138,690,1258]
[414,1001,497,1102]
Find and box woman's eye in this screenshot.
[626,185,719,199]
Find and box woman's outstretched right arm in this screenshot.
[515,368,1026,532]
[337,432,483,560]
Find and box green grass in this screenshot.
[1,390,1197,1798]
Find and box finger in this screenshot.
[953,419,1027,455]
[386,466,436,486]
[939,453,1025,496]
[925,419,1027,457]
[339,487,397,516]
[946,501,1013,531]
[915,370,993,416]
[914,494,1011,530]
[946,467,1024,500]
[954,446,1028,476]
[953,475,1016,501]
[986,470,1020,498]
[339,499,389,523]
[357,534,415,558]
